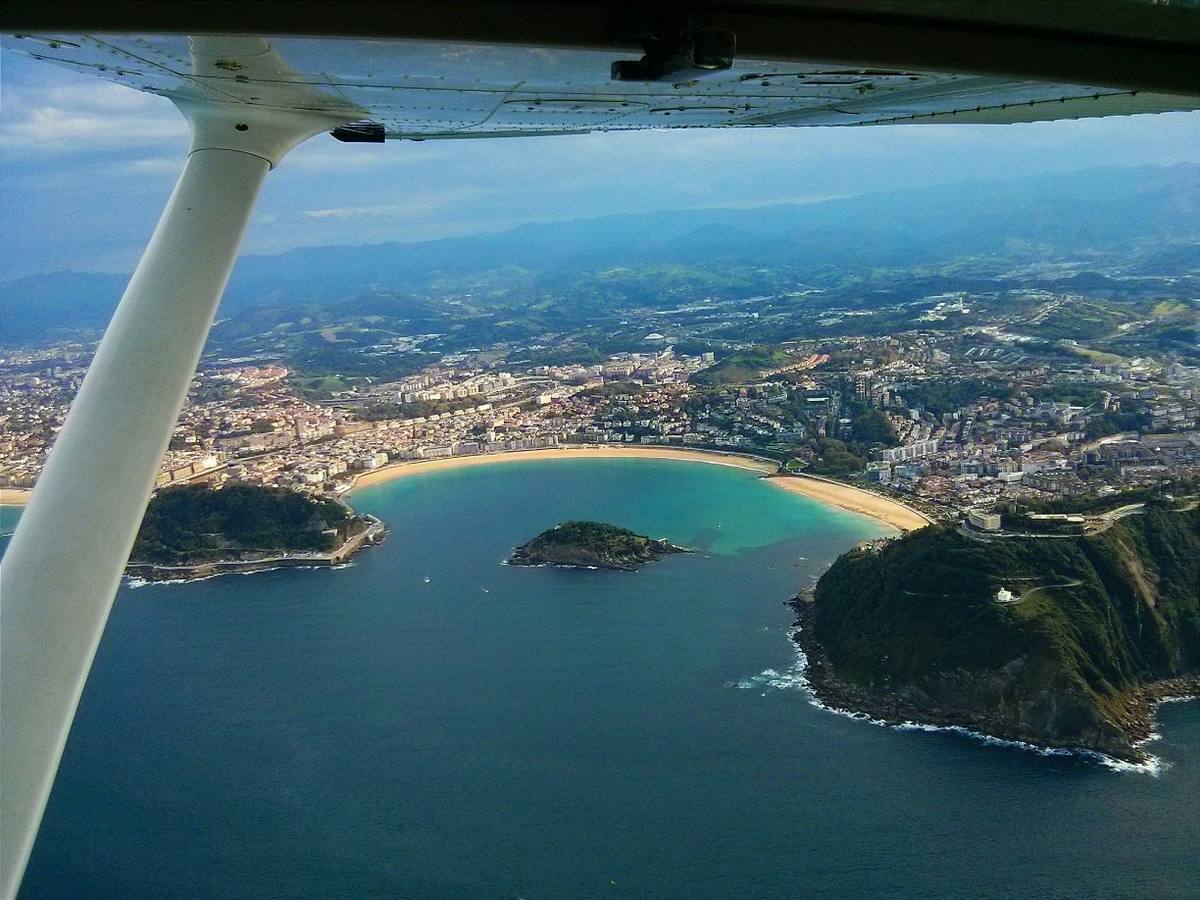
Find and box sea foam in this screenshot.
[731,628,1167,775]
[125,562,353,589]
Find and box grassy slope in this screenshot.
[691,346,794,386]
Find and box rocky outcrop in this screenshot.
[508,520,689,571]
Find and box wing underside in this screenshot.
[6,31,1197,140]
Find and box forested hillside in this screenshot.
[807,503,1199,759]
[131,484,362,565]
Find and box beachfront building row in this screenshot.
[4,334,1198,521]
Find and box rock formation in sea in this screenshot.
[508,520,689,571]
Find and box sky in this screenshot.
[1,43,1198,280]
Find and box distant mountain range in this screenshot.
[2,163,1197,345]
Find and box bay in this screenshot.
[5,459,1199,898]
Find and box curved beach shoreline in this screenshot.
[0,487,33,507]
[347,445,931,533]
[765,472,932,532]
[5,448,932,533]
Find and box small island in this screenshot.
[508,520,690,571]
[127,483,385,581]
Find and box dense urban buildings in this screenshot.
[4,307,1197,526]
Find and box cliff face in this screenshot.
[805,504,1199,759]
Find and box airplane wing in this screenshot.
[4,18,1197,141]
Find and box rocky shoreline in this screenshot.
[1118,677,1200,748]
[787,597,1199,765]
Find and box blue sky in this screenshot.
[2,45,1198,280]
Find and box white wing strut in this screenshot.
[0,94,352,898]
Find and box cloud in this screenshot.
[4,39,1199,279]
[299,187,489,220]
[121,156,185,175]
[302,206,392,220]
[283,138,444,172]
[0,75,186,152]
[302,202,443,220]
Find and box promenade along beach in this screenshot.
[349,445,931,533]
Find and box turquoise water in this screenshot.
[0,504,17,539]
[4,460,1199,898]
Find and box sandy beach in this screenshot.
[2,449,931,532]
[351,446,777,489]
[349,446,930,533]
[0,488,33,507]
[765,473,932,532]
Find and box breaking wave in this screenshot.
[125,562,353,589]
[731,629,1166,776]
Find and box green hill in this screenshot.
[131,484,364,566]
[803,503,1199,760]
[690,346,794,386]
[508,520,689,571]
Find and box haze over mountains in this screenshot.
[2,163,1196,345]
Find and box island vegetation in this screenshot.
[795,502,1199,762]
[129,483,381,577]
[508,520,690,571]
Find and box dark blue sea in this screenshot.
[4,459,1198,898]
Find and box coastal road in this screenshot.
[1084,503,1145,535]
[1002,579,1085,604]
